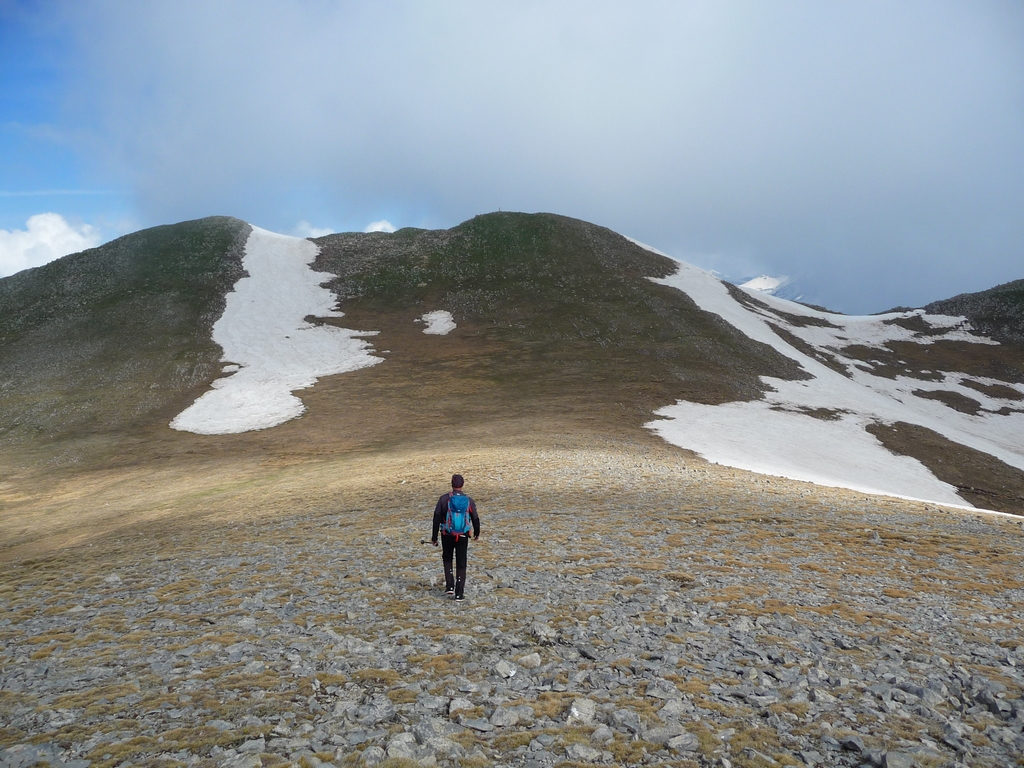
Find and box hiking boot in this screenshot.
[454,594,465,602]
[445,588,455,596]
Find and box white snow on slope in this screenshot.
[739,275,787,294]
[170,227,381,434]
[419,310,456,335]
[641,253,1024,510]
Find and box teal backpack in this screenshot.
[444,494,472,539]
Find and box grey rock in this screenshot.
[461,717,494,732]
[385,734,417,760]
[490,704,534,727]
[219,754,262,768]
[840,735,866,752]
[659,698,692,719]
[359,746,385,766]
[345,730,388,746]
[530,622,558,644]
[356,695,396,726]
[415,693,449,714]
[645,679,680,699]
[591,724,614,743]
[743,747,780,765]
[517,652,542,669]
[610,708,642,734]
[666,732,699,752]
[577,644,598,660]
[412,717,461,747]
[267,737,310,752]
[565,743,602,762]
[882,752,916,768]
[644,723,685,746]
[566,697,597,726]
[0,744,62,768]
[808,687,837,704]
[448,697,474,716]
[237,738,265,754]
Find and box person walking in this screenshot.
[431,473,480,601]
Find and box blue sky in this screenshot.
[1,1,1023,313]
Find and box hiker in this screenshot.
[431,473,480,601]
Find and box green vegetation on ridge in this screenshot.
[0,216,250,450]
[314,212,809,415]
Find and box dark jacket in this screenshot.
[431,490,480,542]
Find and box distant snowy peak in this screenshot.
[739,275,788,295]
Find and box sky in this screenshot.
[1,1,1022,313]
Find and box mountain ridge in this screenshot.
[1,212,1022,515]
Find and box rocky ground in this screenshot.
[2,444,1024,768]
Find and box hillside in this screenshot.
[312,214,1024,514]
[2,212,1024,767]
[925,278,1024,347]
[1,212,1023,525]
[0,216,250,450]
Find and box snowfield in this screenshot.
[644,256,1024,513]
[170,227,381,434]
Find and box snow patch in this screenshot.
[649,402,966,507]
[647,262,1024,510]
[170,226,381,434]
[419,310,456,335]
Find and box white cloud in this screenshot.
[0,213,102,277]
[364,220,397,233]
[292,220,334,238]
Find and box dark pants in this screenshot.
[441,533,469,598]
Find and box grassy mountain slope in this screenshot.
[313,212,808,419]
[0,217,250,451]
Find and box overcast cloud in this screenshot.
[27,1,1024,312]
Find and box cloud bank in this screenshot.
[32,1,1024,312]
[0,213,102,277]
